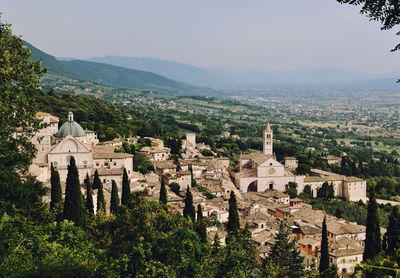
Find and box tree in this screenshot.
[0,16,46,173]
[97,180,105,214]
[327,182,335,200]
[50,163,62,212]
[296,164,311,175]
[121,168,131,206]
[159,177,167,205]
[168,182,181,196]
[183,187,195,221]
[195,204,207,243]
[63,157,85,227]
[303,184,313,198]
[383,206,400,255]
[264,221,305,277]
[84,173,94,215]
[173,155,181,172]
[92,170,101,190]
[364,187,382,261]
[337,0,400,52]
[227,191,240,233]
[285,182,298,198]
[110,180,119,214]
[319,217,330,273]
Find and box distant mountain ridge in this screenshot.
[86,55,400,91]
[24,41,217,96]
[87,56,222,86]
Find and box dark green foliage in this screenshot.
[319,217,330,273]
[364,187,382,261]
[159,178,167,204]
[183,187,195,222]
[383,206,400,255]
[319,264,339,278]
[165,137,182,154]
[121,168,131,206]
[296,163,311,175]
[285,182,298,198]
[213,227,261,277]
[133,152,154,174]
[96,181,105,214]
[317,182,334,200]
[201,149,214,157]
[0,216,103,277]
[264,221,305,277]
[168,182,181,196]
[303,184,313,198]
[63,157,85,227]
[92,170,101,190]
[50,163,62,212]
[174,155,181,171]
[227,191,240,233]
[195,204,207,243]
[110,180,119,214]
[0,18,45,173]
[85,173,94,215]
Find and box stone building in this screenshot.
[231,123,366,202]
[29,111,133,186]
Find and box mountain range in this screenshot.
[25,41,216,96]
[86,56,399,91]
[25,40,399,96]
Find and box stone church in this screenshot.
[234,123,306,194]
[29,111,133,186]
[232,123,366,202]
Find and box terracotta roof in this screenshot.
[96,168,124,176]
[93,152,133,159]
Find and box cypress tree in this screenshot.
[50,163,62,212]
[265,221,305,277]
[110,180,119,214]
[183,187,195,221]
[319,217,330,273]
[121,168,131,206]
[63,157,85,227]
[384,206,400,255]
[85,173,94,215]
[92,169,101,190]
[159,177,167,204]
[363,187,382,261]
[212,233,220,255]
[97,180,105,214]
[196,204,207,243]
[227,191,240,233]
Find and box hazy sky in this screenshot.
[2,0,399,73]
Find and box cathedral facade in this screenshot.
[233,123,366,202]
[29,112,133,185]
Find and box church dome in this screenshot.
[55,112,85,137]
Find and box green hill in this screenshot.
[23,41,85,80]
[61,60,216,96]
[24,41,217,96]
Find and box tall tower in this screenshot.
[263,122,273,155]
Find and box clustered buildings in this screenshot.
[28,112,369,275]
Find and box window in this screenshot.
[113,162,116,166]
[105,162,109,167]
[96,163,99,167]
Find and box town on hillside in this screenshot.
[27,110,370,276]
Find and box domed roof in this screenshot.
[55,112,86,137]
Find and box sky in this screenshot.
[2,0,399,73]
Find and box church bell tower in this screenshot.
[263,122,273,155]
